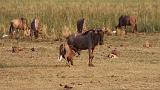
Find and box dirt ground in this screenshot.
[0,33,160,90]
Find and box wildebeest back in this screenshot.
[67,29,104,50]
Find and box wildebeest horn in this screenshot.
[58,55,63,61]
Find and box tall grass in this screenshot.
[0,0,160,38]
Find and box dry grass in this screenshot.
[62,25,72,38]
[116,28,126,36]
[39,24,49,39]
[0,33,160,89]
[0,0,160,39]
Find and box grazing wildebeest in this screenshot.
[9,17,29,38]
[77,18,86,33]
[116,15,137,33]
[66,29,104,66]
[30,18,40,39]
[58,43,76,66]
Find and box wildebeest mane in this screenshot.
[81,29,95,35]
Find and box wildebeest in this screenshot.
[116,15,137,33]
[30,18,40,39]
[77,18,87,33]
[9,17,29,38]
[58,43,76,66]
[66,29,104,66]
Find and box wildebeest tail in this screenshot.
[58,44,66,61]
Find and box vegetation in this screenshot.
[0,0,160,37]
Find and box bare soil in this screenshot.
[0,33,160,90]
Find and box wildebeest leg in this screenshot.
[88,49,94,67]
[120,26,125,30]
[12,28,17,39]
[70,59,73,65]
[30,30,34,40]
[124,26,127,35]
[90,49,94,65]
[134,24,137,33]
[9,24,14,38]
[88,49,91,66]
[34,30,39,39]
[9,25,13,36]
[125,25,127,29]
[131,25,135,33]
[65,58,70,67]
[67,57,73,66]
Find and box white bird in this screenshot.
[2,34,8,38]
[112,31,116,34]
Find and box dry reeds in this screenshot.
[0,0,159,38]
[39,24,49,39]
[62,26,72,38]
[116,28,126,36]
[104,27,113,36]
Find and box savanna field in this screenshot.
[0,0,160,90]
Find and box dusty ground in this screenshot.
[0,33,160,90]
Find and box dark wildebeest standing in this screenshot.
[66,29,104,66]
[116,15,137,33]
[9,17,29,38]
[30,18,40,39]
[77,18,85,33]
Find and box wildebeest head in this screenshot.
[94,29,104,45]
[58,43,76,66]
[77,18,85,33]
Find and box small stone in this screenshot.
[31,48,35,51]
[64,85,73,89]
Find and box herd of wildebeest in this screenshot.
[5,15,137,67]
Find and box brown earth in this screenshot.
[0,33,160,90]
